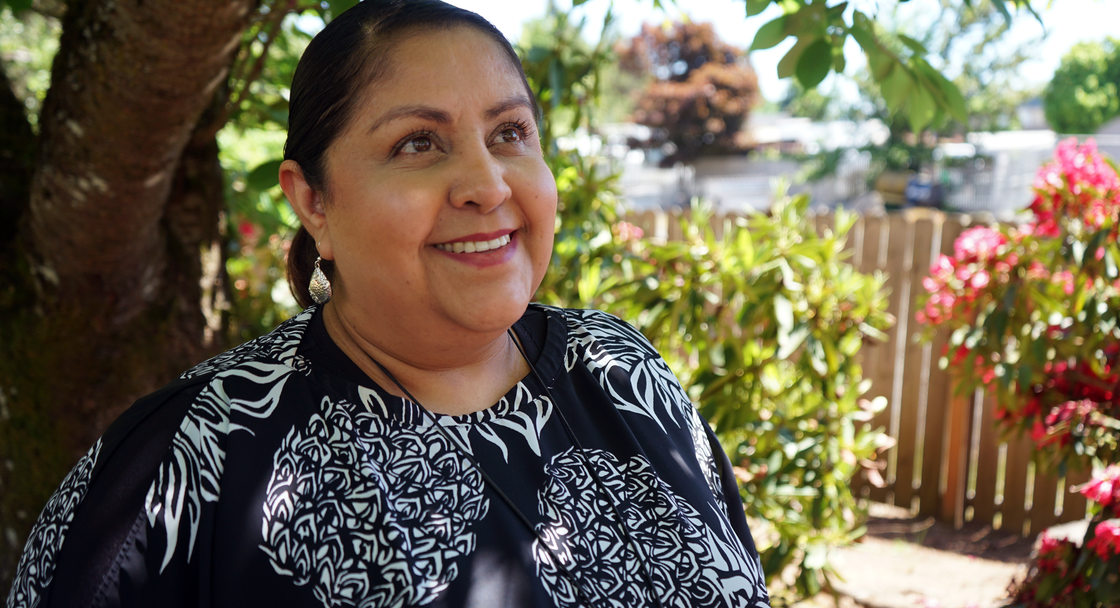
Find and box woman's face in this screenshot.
[316,26,557,345]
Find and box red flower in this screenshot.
[953,226,1007,264]
[1078,465,1120,515]
[1086,520,1120,560]
[238,220,258,241]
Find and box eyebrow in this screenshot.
[366,95,535,134]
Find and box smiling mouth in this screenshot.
[433,233,512,254]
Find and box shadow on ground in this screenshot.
[797,503,1036,608]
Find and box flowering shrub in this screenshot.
[917,138,1120,467]
[916,138,1120,606]
[1006,465,1120,606]
[1029,138,1120,239]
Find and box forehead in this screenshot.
[357,26,529,117]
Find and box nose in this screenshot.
[448,144,512,213]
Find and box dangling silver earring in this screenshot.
[309,256,332,304]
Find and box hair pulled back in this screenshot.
[284,0,534,308]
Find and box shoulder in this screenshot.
[536,305,660,357]
[7,375,209,608]
[9,311,323,608]
[179,306,317,381]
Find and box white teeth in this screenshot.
[435,234,511,254]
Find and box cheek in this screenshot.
[528,170,558,274]
[526,164,559,222]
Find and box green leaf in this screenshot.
[751,15,789,51]
[832,44,846,73]
[915,62,967,122]
[327,0,359,18]
[826,2,849,20]
[865,52,894,85]
[989,0,1013,22]
[746,0,771,17]
[896,34,928,55]
[907,87,936,133]
[1084,228,1108,270]
[935,74,968,122]
[6,0,33,12]
[879,65,911,112]
[777,38,810,79]
[849,11,878,48]
[796,38,833,89]
[247,159,283,192]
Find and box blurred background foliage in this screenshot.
[1043,37,1120,135]
[617,21,761,165]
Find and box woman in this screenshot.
[7,1,770,606]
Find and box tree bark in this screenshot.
[0,0,253,588]
[0,67,35,246]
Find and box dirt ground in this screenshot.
[796,503,1038,608]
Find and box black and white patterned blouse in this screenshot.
[8,304,771,608]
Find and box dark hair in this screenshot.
[284,0,536,308]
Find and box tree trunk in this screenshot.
[0,0,254,588]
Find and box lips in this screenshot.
[433,233,512,254]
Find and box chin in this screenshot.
[467,304,529,334]
[450,293,532,335]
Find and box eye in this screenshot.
[393,131,437,156]
[493,120,532,145]
[498,127,523,143]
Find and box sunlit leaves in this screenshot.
[1043,39,1120,134]
[752,1,1039,134]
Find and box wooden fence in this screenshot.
[625,207,1090,537]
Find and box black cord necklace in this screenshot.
[362,327,665,608]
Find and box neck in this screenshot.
[322,302,528,416]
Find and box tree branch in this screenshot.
[200,0,296,141]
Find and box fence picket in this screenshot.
[941,382,972,527]
[919,215,963,518]
[1030,466,1061,534]
[1001,433,1034,535]
[854,214,894,503]
[968,389,1001,526]
[879,213,914,508]
[1061,466,1091,522]
[894,212,937,511]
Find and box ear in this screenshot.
[280,159,333,261]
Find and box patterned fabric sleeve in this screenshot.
[6,441,102,608]
[5,379,206,608]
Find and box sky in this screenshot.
[448,0,1119,102]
